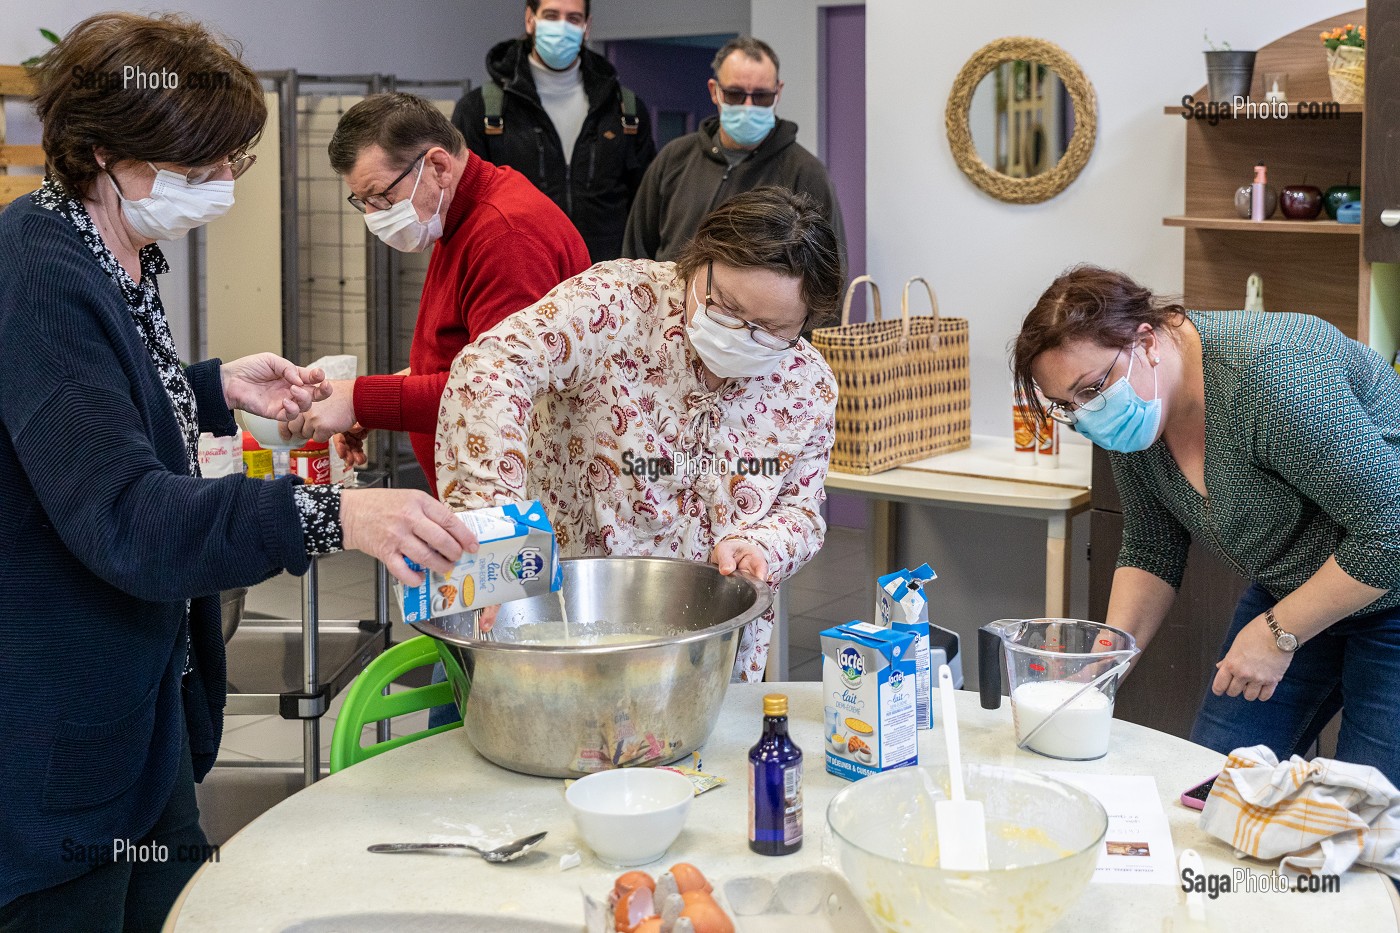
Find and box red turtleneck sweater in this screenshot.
[352,153,589,494]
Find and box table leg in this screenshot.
[871,498,898,580]
[764,584,789,682]
[302,558,320,786]
[1044,513,1071,618]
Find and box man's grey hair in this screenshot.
[711,36,780,78]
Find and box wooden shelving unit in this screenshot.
[1165,7,1374,344]
[1163,215,1359,235]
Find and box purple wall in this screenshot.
[604,40,724,150]
[821,4,868,531]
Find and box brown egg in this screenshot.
[613,885,656,933]
[613,870,656,900]
[680,890,713,907]
[633,920,663,933]
[667,862,713,895]
[679,893,734,933]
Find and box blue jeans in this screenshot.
[426,661,461,729]
[1190,583,1400,788]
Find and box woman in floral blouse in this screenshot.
[436,187,844,680]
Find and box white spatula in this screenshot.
[936,663,989,870]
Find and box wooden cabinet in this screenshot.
[1162,6,1398,362]
[1088,448,1248,740]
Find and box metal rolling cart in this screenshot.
[198,72,469,812]
[222,472,393,786]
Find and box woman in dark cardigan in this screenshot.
[0,14,473,930]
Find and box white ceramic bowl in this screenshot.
[235,410,301,449]
[564,768,693,867]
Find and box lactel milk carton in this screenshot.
[821,622,918,781]
[400,500,561,623]
[875,564,937,730]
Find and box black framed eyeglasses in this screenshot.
[716,84,778,107]
[703,262,806,351]
[346,149,428,213]
[1045,346,1129,426]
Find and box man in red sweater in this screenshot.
[288,93,590,492]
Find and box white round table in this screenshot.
[167,684,1398,931]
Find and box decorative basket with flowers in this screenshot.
[1320,23,1366,105]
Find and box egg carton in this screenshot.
[584,869,876,933]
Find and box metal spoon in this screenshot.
[367,831,547,862]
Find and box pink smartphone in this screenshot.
[1180,775,1218,811]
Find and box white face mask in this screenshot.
[362,157,444,253]
[110,163,235,240]
[685,281,790,379]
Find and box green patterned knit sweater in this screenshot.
[1112,311,1400,615]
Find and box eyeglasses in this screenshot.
[716,84,779,107]
[346,149,428,213]
[1045,346,1132,426]
[703,262,806,351]
[144,154,255,186]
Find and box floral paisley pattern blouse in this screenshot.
[436,259,837,681]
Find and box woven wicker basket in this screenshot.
[1327,46,1365,105]
[810,276,971,475]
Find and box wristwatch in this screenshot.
[1264,608,1299,653]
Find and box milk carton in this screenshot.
[875,564,937,730]
[400,500,561,622]
[821,622,918,781]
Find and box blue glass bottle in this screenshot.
[748,693,802,855]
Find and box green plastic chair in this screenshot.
[329,635,462,773]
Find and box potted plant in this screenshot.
[1321,24,1365,105]
[1203,32,1256,103]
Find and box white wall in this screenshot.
[867,0,1342,438]
[867,0,1344,664]
[588,0,749,41]
[751,0,862,157]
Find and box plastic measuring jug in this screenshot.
[978,619,1138,760]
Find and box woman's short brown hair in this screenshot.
[32,12,266,197]
[675,186,844,327]
[1011,265,1186,423]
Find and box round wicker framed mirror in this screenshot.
[945,37,1097,204]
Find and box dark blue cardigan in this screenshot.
[0,194,313,905]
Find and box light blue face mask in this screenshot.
[1071,348,1163,453]
[533,19,584,70]
[719,103,776,147]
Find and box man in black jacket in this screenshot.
[452,0,656,262]
[622,36,845,265]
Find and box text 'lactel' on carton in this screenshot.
[822,621,918,782]
[400,500,562,623]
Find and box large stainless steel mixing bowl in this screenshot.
[413,557,771,778]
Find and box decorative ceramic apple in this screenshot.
[1234,184,1278,219]
[1324,184,1361,220]
[1280,184,1323,220]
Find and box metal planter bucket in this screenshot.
[1205,50,1257,103]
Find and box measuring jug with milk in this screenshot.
[977,619,1138,760]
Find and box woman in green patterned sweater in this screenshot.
[1012,266,1400,786]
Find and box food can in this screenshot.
[1012,403,1038,463]
[290,441,331,485]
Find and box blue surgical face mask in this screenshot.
[1071,347,1163,453]
[533,19,584,70]
[719,103,776,147]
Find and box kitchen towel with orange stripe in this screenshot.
[1199,744,1400,879]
